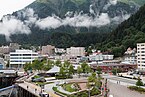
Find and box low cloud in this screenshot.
[0,16,30,41]
[0,3,131,41]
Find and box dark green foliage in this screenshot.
[56,61,74,79]
[69,90,88,97]
[111,68,122,75]
[99,4,145,57]
[128,86,145,93]
[136,77,144,86]
[24,59,53,71]
[1,0,145,58]
[90,87,101,96]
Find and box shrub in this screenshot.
[128,86,145,93]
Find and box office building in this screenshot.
[10,49,38,68]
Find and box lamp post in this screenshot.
[88,88,91,97]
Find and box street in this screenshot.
[108,81,145,97]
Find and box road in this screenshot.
[108,81,145,97]
[102,74,137,85]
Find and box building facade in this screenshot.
[89,51,114,61]
[137,43,145,70]
[41,45,55,55]
[66,47,85,57]
[124,47,137,64]
[10,50,38,68]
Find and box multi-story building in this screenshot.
[41,45,55,55]
[9,43,20,52]
[0,46,9,54]
[0,43,19,54]
[55,48,66,54]
[66,47,85,57]
[137,43,145,70]
[123,47,137,64]
[89,51,114,61]
[10,49,38,68]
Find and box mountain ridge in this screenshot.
[0,0,145,49]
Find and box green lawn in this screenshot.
[53,87,68,96]
[62,83,78,92]
[128,86,145,93]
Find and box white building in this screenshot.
[55,48,66,54]
[10,49,38,68]
[66,47,85,57]
[137,43,145,70]
[123,47,137,64]
[89,51,114,61]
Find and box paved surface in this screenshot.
[108,81,145,97]
[18,81,41,96]
[18,81,59,97]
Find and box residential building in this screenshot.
[10,49,38,68]
[66,47,85,57]
[0,43,19,54]
[137,43,145,70]
[55,48,66,54]
[9,43,20,52]
[41,45,55,55]
[89,51,114,61]
[123,47,137,64]
[0,46,9,54]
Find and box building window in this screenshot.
[141,51,145,53]
[10,54,19,56]
[23,54,31,56]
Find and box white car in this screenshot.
[109,95,113,97]
[39,92,49,97]
[39,89,49,97]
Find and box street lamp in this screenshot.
[88,88,91,97]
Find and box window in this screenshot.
[141,51,145,53]
[23,54,31,56]
[10,54,19,56]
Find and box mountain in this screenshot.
[119,0,145,6]
[0,0,145,48]
[99,3,145,57]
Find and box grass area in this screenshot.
[62,83,78,92]
[53,87,68,96]
[128,86,145,93]
[36,82,53,86]
[33,75,41,79]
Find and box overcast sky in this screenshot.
[0,0,35,19]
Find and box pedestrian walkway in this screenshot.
[18,81,59,97]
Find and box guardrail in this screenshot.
[0,85,15,92]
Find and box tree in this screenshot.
[69,65,75,76]
[59,66,66,78]
[24,62,32,71]
[77,66,82,78]
[55,60,61,67]
[111,68,121,75]
[85,64,91,74]
[136,77,144,87]
[87,72,102,89]
[81,62,91,74]
[96,66,102,76]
